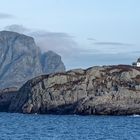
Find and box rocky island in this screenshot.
[0,65,140,115]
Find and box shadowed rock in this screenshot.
[0,87,17,112]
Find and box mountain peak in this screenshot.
[0,31,65,89]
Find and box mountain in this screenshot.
[41,51,65,74]
[3,65,140,115]
[0,31,65,89]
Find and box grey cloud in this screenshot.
[94,41,134,46]
[3,24,137,70]
[0,13,14,19]
[3,24,80,57]
[130,51,140,54]
[33,31,80,57]
[87,38,97,41]
[4,24,30,33]
[32,31,74,38]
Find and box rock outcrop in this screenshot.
[7,65,140,115]
[0,87,17,112]
[0,31,65,88]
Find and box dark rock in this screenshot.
[0,87,17,112]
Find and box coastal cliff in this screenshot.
[3,65,140,115]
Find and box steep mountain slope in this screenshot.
[41,51,65,74]
[0,31,65,88]
[8,65,140,115]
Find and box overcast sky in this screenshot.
[0,0,140,69]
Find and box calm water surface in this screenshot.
[0,113,139,140]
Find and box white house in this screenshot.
[137,62,140,67]
[137,58,140,67]
[132,58,140,67]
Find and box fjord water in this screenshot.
[0,113,139,140]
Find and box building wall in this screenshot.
[137,62,140,67]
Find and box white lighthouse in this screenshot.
[132,58,140,67]
[137,58,140,67]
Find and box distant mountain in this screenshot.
[0,31,65,88]
[41,51,65,74]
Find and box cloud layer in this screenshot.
[0,13,14,19]
[87,38,97,41]
[4,24,81,57]
[5,24,29,33]
[94,41,134,46]
[2,24,138,69]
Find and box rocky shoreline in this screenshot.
[0,65,140,115]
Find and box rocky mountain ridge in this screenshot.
[1,65,140,115]
[0,31,65,88]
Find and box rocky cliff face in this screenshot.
[8,65,140,115]
[0,31,65,88]
[0,87,17,112]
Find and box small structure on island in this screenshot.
[132,58,140,67]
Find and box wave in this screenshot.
[132,114,140,117]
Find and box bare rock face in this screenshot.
[0,87,17,112]
[41,51,65,74]
[0,31,65,89]
[9,65,140,115]
[0,31,42,88]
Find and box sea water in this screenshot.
[0,113,139,140]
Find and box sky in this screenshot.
[0,0,140,69]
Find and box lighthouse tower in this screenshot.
[137,58,140,67]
